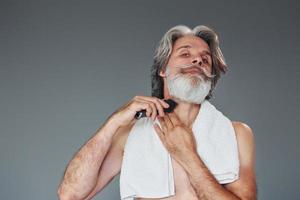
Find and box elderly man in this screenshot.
[58,25,257,200]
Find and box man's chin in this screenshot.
[167,74,211,104]
[185,75,206,85]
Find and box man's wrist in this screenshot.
[179,153,203,175]
[95,114,121,141]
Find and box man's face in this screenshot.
[163,35,213,79]
[159,35,213,104]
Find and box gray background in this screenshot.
[1,0,299,199]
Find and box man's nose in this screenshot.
[192,57,203,66]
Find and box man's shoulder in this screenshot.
[231,121,255,154]
[231,121,255,161]
[224,121,257,198]
[231,121,254,139]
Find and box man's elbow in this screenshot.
[238,192,257,200]
[57,185,82,200]
[240,196,257,200]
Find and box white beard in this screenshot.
[166,67,211,104]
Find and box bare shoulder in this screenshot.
[224,121,257,199]
[232,121,255,155]
[231,120,256,167]
[232,121,254,140]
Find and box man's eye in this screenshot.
[180,53,190,57]
[202,56,211,64]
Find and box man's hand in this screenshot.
[155,114,257,200]
[113,96,170,127]
[153,112,198,164]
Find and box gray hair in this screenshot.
[151,25,228,100]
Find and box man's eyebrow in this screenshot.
[175,45,211,56]
[203,50,212,56]
[175,45,191,51]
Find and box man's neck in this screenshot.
[173,100,201,128]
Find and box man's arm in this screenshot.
[82,124,132,200]
[180,121,257,200]
[57,116,122,200]
[223,121,257,199]
[57,96,169,200]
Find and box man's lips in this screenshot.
[182,67,202,75]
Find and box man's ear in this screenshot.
[159,69,167,78]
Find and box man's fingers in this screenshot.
[163,114,174,129]
[158,99,170,108]
[132,100,152,118]
[157,117,168,133]
[154,123,166,145]
[167,112,181,126]
[136,99,157,120]
[135,96,167,118]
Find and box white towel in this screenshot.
[119,100,240,200]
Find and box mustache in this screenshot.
[172,63,216,80]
